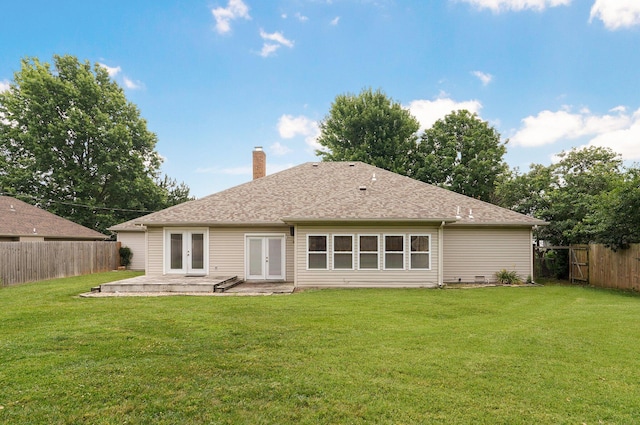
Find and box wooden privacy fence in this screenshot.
[587,243,640,291]
[0,241,120,286]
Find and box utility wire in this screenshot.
[0,192,158,214]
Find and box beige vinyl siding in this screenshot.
[147,226,293,279]
[296,224,440,288]
[443,226,532,283]
[146,227,164,275]
[210,227,293,280]
[116,231,146,271]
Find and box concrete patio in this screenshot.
[81,274,295,297]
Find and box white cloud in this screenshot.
[589,0,640,30]
[512,106,640,161]
[295,12,309,22]
[472,70,493,86]
[582,109,640,160]
[123,77,143,90]
[98,63,121,77]
[260,44,281,57]
[260,29,294,47]
[259,29,294,57]
[0,79,10,92]
[458,0,571,12]
[270,141,293,156]
[277,114,321,150]
[407,96,483,131]
[212,0,251,34]
[330,16,340,25]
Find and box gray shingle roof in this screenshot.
[0,196,107,240]
[107,218,146,232]
[129,162,545,227]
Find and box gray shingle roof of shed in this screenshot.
[0,196,107,239]
[132,162,545,227]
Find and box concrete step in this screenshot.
[99,275,239,294]
[214,277,242,293]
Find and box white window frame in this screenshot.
[383,234,405,270]
[163,227,209,275]
[409,234,431,270]
[307,234,328,270]
[332,234,354,270]
[358,234,380,270]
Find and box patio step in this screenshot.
[214,276,243,293]
[99,275,240,294]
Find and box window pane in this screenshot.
[191,233,204,269]
[249,239,263,276]
[360,253,378,269]
[268,238,282,276]
[309,253,327,269]
[385,235,403,252]
[411,253,430,269]
[170,234,183,269]
[360,235,378,252]
[411,235,429,252]
[334,236,352,252]
[385,252,403,269]
[309,236,326,252]
[334,253,353,269]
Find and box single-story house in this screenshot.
[112,148,546,288]
[0,195,106,241]
[107,220,146,271]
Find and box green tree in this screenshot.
[316,88,420,176]
[414,110,508,202]
[587,167,640,251]
[494,164,553,217]
[497,146,624,246]
[0,55,192,233]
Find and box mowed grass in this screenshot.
[2,273,640,424]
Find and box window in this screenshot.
[358,235,379,269]
[307,235,328,269]
[410,235,431,269]
[384,235,405,269]
[333,235,353,269]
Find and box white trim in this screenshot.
[307,234,329,270]
[357,234,380,270]
[244,233,286,280]
[383,234,405,270]
[438,222,444,286]
[332,234,354,270]
[409,234,432,270]
[163,227,209,275]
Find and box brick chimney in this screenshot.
[252,146,266,180]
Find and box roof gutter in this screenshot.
[282,217,459,225]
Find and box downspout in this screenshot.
[438,221,445,287]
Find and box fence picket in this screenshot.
[0,241,120,286]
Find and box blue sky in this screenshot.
[1,0,640,198]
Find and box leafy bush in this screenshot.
[495,269,522,285]
[119,246,133,268]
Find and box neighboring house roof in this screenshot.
[128,162,545,228]
[0,195,107,240]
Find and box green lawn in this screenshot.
[1,272,640,424]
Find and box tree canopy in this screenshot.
[0,55,192,234]
[414,110,508,202]
[316,88,420,176]
[496,146,627,247]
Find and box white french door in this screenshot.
[165,229,208,275]
[246,235,285,280]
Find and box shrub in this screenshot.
[119,246,133,269]
[495,269,522,285]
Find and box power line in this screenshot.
[0,192,158,214]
